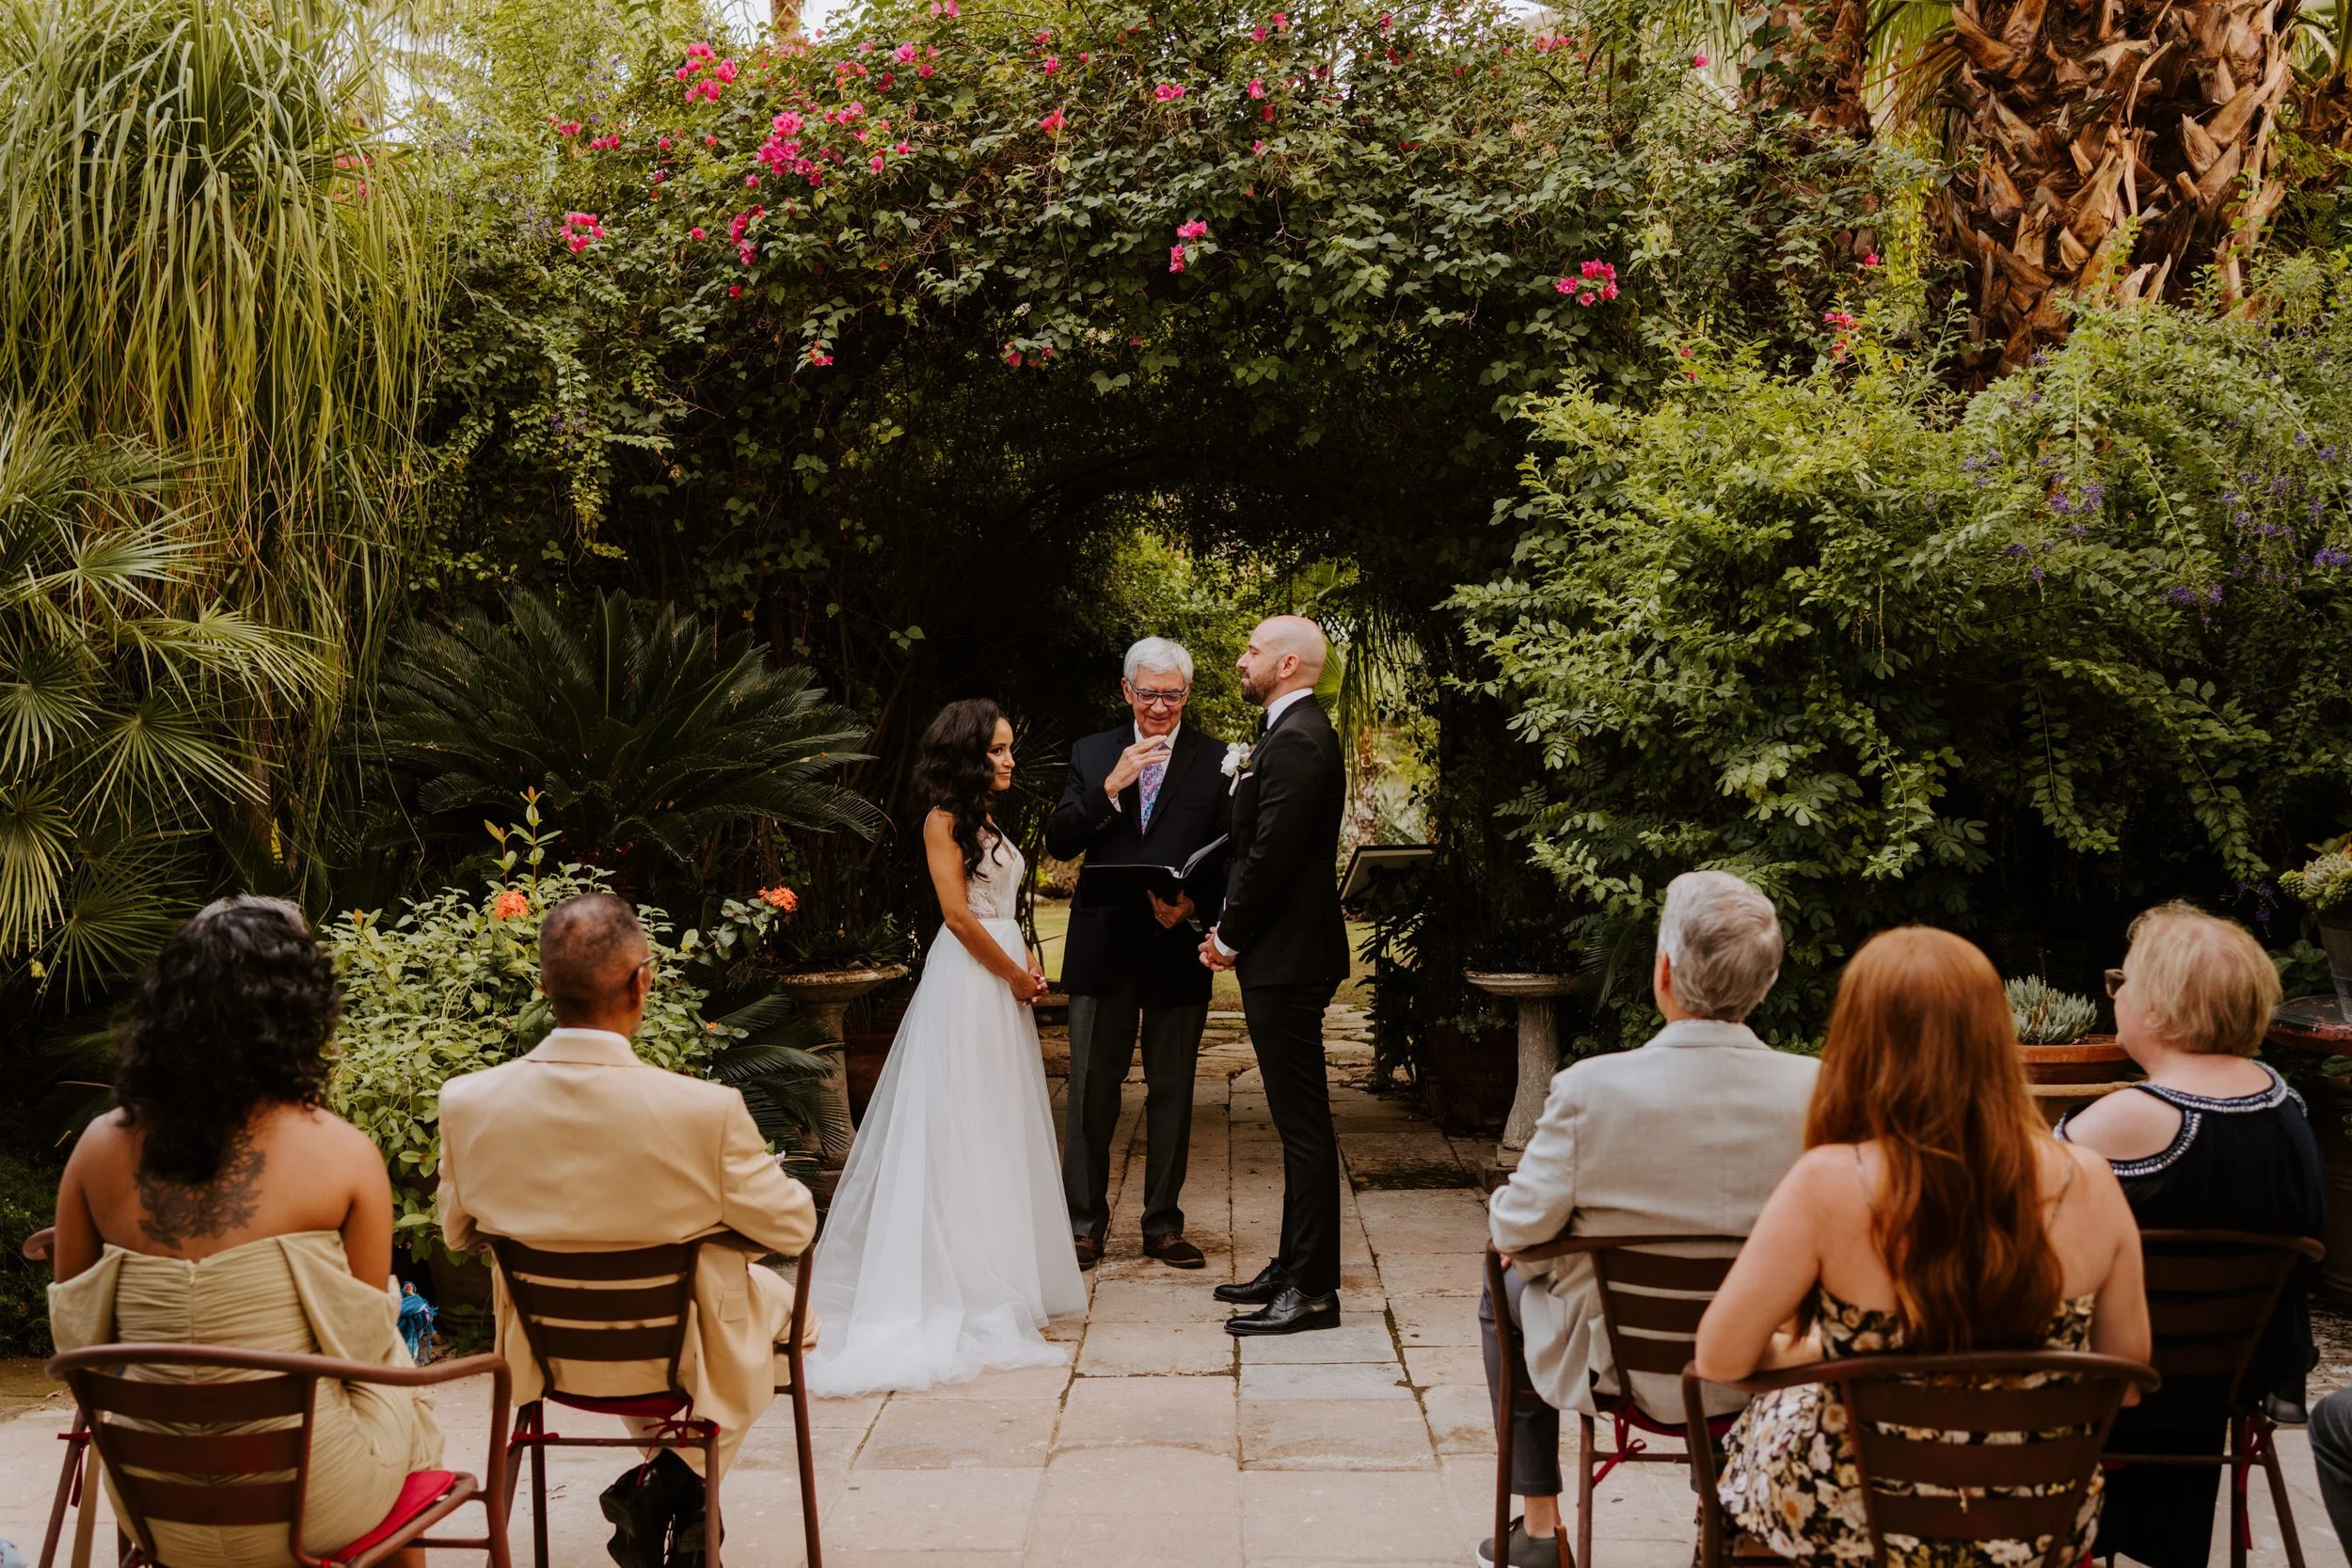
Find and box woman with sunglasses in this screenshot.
[2058,901,2324,1568]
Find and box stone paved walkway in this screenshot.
[1,1006,2344,1566]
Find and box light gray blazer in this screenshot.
[1486,1019,1818,1420]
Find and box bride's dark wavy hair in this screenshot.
[916,697,1007,877]
[114,897,340,1186]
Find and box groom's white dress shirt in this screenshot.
[1487,1018,1817,1419]
[1207,689,1313,959]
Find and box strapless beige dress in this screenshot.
[48,1230,444,1567]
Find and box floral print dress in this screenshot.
[1716,1290,2102,1566]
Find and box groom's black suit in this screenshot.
[1220,693,1349,1297]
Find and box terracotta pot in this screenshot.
[844,1031,895,1125]
[2018,1035,2136,1085]
[1417,1022,1518,1135]
[426,1248,494,1314]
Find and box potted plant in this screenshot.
[2007,976,2133,1084]
[2280,837,2352,1009]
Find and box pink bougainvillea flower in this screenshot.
[1677,345,1694,356]
[1252,25,1266,40]
[1177,219,1208,238]
[1261,103,1276,120]
[1692,50,1709,66]
[675,66,691,79]
[1248,77,1265,96]
[1040,107,1066,134]
[1252,137,1265,153]
[691,226,707,240]
[942,0,959,16]
[705,135,718,146]
[1272,10,1288,26]
[1822,309,1857,329]
[896,41,917,61]
[773,110,803,135]
[1377,11,1392,26]
[869,153,885,171]
[1153,82,1185,100]
[1168,244,1187,272]
[917,62,933,76]
[1554,277,1574,293]
[493,890,531,921]
[659,135,673,149]
[1004,345,1023,366]
[716,58,739,82]
[728,284,742,297]
[746,173,760,186]
[1862,252,1881,267]
[896,140,910,153]
[1041,54,1059,71]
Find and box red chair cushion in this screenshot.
[545,1389,706,1422]
[323,1469,460,1564]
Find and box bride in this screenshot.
[804,699,1088,1393]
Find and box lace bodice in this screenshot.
[967,831,1024,921]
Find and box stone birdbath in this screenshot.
[775,965,908,1171]
[1465,971,1579,1170]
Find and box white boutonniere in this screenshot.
[1221,741,1252,794]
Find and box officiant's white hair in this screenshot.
[1123,636,1194,684]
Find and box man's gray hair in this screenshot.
[1122,636,1194,685]
[1656,871,1783,1022]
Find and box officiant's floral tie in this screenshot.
[1139,752,1167,831]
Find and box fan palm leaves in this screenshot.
[0,413,326,992]
[0,0,439,889]
[376,590,882,881]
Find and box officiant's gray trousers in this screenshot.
[1063,988,1207,1244]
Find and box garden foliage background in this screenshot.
[1,0,2351,1347]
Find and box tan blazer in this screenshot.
[1486,1019,1817,1420]
[437,1028,818,1440]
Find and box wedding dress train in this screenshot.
[803,832,1087,1394]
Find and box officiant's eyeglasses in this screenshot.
[1126,682,1190,707]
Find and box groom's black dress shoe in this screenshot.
[1225,1286,1340,1337]
[1215,1256,1286,1305]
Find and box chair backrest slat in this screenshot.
[1605,1291,1713,1336]
[119,1475,300,1528]
[76,1370,307,1424]
[532,1323,690,1363]
[2148,1291,2282,1338]
[1864,1490,2085,1544]
[1602,1249,1738,1293]
[102,1423,305,1475]
[1843,1377,2119,1432]
[496,1238,699,1280]
[1857,1429,2106,1489]
[505,1279,688,1323]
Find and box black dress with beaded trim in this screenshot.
[2058,1063,2324,1568]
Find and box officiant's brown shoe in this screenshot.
[1144,1233,1205,1269]
[1073,1235,1101,1270]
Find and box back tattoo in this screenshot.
[137,1127,266,1248]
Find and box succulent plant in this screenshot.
[2280,841,2352,915]
[2007,976,2099,1045]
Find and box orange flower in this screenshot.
[760,885,800,911]
[492,890,530,921]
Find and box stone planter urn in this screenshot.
[776,965,908,1169]
[1465,972,1578,1171]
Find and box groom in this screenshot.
[1201,615,1350,1337]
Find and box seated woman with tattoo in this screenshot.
[48,896,442,1568]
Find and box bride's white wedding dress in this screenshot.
[804,831,1087,1394]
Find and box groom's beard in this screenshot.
[1238,670,1267,705]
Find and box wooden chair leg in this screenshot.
[2229,1417,2250,1568]
[530,1421,550,1568]
[37,1417,86,1568]
[2257,1420,2308,1568]
[1576,1411,1596,1568]
[789,1360,823,1568]
[704,1433,723,1568]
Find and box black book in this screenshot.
[1076,834,1230,908]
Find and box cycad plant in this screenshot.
[375,590,882,895]
[0,414,324,993]
[0,0,438,898]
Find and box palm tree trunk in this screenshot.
[1937,0,2300,369]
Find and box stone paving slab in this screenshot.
[3,1000,2346,1567]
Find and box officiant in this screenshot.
[1045,636,1232,1272]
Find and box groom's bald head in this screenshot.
[1237,615,1328,705]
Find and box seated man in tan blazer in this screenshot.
[437,893,816,1568]
[1477,871,1818,1568]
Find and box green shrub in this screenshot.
[0,1148,57,1356]
[1454,263,2352,1049]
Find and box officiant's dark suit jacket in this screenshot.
[1221,695,1349,989]
[1045,723,1232,1007]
